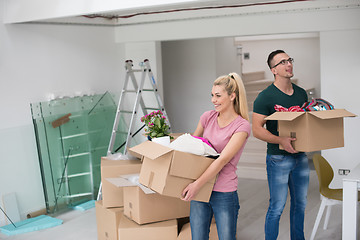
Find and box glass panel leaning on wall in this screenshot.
[30,92,126,214]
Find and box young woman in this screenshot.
[181,72,251,240]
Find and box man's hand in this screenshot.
[279,137,298,154]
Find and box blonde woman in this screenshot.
[182,72,250,240]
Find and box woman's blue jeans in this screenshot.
[265,153,309,240]
[190,191,240,240]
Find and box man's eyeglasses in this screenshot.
[271,58,294,68]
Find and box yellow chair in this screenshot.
[310,154,359,240]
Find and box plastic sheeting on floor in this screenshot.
[0,215,63,236]
[73,200,96,211]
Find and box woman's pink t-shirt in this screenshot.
[200,110,251,192]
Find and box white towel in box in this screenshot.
[169,133,219,157]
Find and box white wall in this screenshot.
[162,38,217,132]
[320,29,360,186]
[214,37,242,77]
[0,18,123,221]
[239,37,320,94]
[161,37,246,133]
[124,42,163,98]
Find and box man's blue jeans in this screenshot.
[265,153,309,240]
[190,191,239,240]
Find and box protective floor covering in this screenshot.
[73,200,96,211]
[0,215,63,236]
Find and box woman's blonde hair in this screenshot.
[213,72,249,121]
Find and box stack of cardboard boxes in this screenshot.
[95,140,219,240]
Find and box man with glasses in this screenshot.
[252,50,309,240]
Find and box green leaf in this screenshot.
[154,118,161,128]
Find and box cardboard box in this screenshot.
[95,200,123,240]
[118,215,178,240]
[177,222,218,240]
[123,186,190,224]
[265,109,356,152]
[128,141,216,202]
[101,157,142,208]
[106,174,190,224]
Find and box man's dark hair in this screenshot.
[267,50,285,69]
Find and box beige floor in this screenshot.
[0,170,351,240]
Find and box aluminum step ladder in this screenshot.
[97,59,171,200]
[108,59,171,155]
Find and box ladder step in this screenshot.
[144,107,161,111]
[119,110,134,114]
[143,89,157,92]
[119,108,160,113]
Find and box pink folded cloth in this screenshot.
[274,104,304,112]
[191,135,213,147]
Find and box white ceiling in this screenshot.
[3,0,325,26]
[73,0,289,24]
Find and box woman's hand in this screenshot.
[181,181,202,201]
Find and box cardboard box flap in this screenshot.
[169,150,215,181]
[128,141,173,160]
[265,111,304,121]
[105,174,155,194]
[308,109,357,119]
[106,177,135,188]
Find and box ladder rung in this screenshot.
[119,110,134,114]
[143,89,157,92]
[131,69,143,72]
[145,107,161,111]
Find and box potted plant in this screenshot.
[141,110,172,145]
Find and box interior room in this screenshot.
[1,0,359,239]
